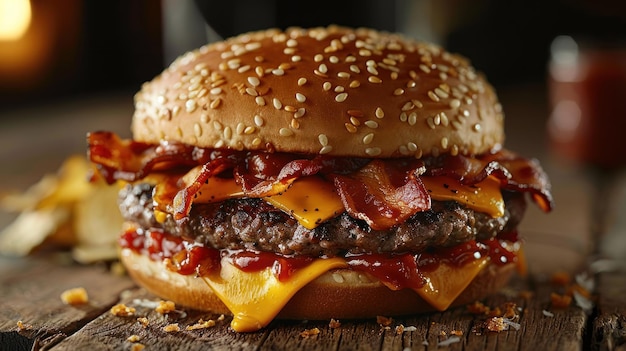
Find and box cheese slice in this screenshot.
[414,257,490,311]
[421,176,504,218]
[202,256,348,332]
[264,176,344,230]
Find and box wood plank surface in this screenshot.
[0,255,594,351]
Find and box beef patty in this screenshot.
[119,182,526,257]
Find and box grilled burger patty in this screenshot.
[119,183,526,257]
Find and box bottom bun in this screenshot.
[120,248,516,320]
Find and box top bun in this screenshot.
[132,26,504,158]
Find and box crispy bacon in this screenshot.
[87,132,553,229]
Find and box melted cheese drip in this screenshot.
[421,176,504,218]
[264,176,344,229]
[202,257,347,332]
[414,257,489,311]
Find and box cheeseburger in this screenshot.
[88,26,553,332]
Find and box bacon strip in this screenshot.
[88,132,553,228]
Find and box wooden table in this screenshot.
[1,87,626,350]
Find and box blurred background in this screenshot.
[0,0,625,264]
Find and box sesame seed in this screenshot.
[248,76,260,86]
[200,113,209,123]
[318,63,328,74]
[255,96,265,106]
[402,102,414,111]
[194,123,202,137]
[350,117,360,126]
[255,66,264,77]
[297,77,307,86]
[319,145,333,154]
[440,72,448,80]
[323,82,332,91]
[290,119,300,129]
[419,64,431,74]
[426,117,436,129]
[210,98,222,109]
[440,112,449,126]
[223,126,232,139]
[197,88,208,98]
[368,76,382,83]
[407,142,418,152]
[367,66,379,75]
[284,105,296,112]
[364,120,379,128]
[245,87,258,96]
[399,145,409,155]
[314,69,328,77]
[272,68,285,76]
[335,93,348,102]
[318,134,329,146]
[254,115,264,126]
[236,122,245,135]
[365,147,382,156]
[273,98,282,110]
[244,126,256,134]
[461,109,470,117]
[295,93,306,103]
[399,112,408,122]
[185,99,197,113]
[292,55,301,62]
[337,72,350,79]
[156,95,167,105]
[345,55,356,63]
[406,81,416,88]
[349,80,361,88]
[286,38,298,47]
[252,137,262,146]
[314,54,324,62]
[433,113,441,125]
[408,112,417,126]
[451,120,462,130]
[434,88,449,99]
[238,65,251,73]
[441,137,448,149]
[362,133,374,144]
[472,123,481,132]
[359,49,372,56]
[329,55,339,63]
[449,99,461,109]
[210,87,222,95]
[294,108,306,118]
[391,72,398,80]
[344,123,357,133]
[279,128,293,136]
[427,91,440,102]
[393,88,405,96]
[375,107,385,119]
[349,65,360,73]
[450,144,459,156]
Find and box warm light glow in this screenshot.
[0,0,32,41]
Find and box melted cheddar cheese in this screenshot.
[421,175,504,218]
[202,257,348,332]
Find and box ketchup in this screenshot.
[120,228,519,290]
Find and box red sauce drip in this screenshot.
[230,251,314,282]
[119,228,519,289]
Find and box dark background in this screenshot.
[0,0,624,114]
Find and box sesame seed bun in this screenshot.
[120,247,516,320]
[132,26,504,158]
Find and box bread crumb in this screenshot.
[300,327,320,338]
[137,317,149,327]
[450,330,464,336]
[16,320,32,331]
[155,300,176,314]
[395,325,405,334]
[376,315,393,327]
[110,304,136,317]
[126,334,141,342]
[60,287,89,305]
[329,319,341,329]
[186,319,216,330]
[163,323,181,332]
[130,343,145,351]
[484,317,506,332]
[467,301,490,315]
[550,292,573,308]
